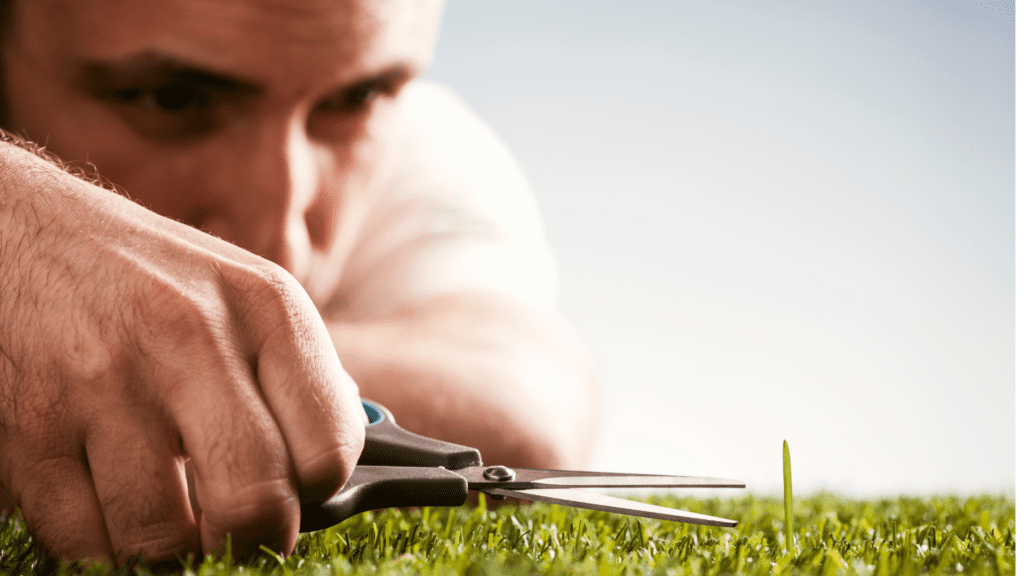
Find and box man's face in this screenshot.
[3,0,442,286]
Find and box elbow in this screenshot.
[525,367,598,470]
[488,327,599,471]
[418,292,600,471]
[511,410,598,471]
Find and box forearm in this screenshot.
[326,292,598,469]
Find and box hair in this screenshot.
[0,129,117,191]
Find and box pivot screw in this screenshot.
[483,465,516,482]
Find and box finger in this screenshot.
[15,453,113,563]
[254,314,364,503]
[0,485,15,515]
[85,407,199,564]
[243,276,365,503]
[166,352,300,558]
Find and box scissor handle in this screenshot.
[300,465,468,532]
[358,399,483,469]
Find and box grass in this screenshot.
[784,441,794,552]
[0,493,1012,575]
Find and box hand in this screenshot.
[0,144,365,563]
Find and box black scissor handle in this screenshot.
[300,465,468,532]
[358,399,482,469]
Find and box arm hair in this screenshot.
[0,130,121,193]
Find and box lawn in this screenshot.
[0,493,1012,575]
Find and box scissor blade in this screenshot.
[459,466,744,490]
[484,488,738,527]
[533,475,745,489]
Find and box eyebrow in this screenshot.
[75,52,419,102]
[75,52,263,97]
[318,64,416,102]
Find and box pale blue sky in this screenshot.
[427,0,1014,496]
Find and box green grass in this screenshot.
[784,441,794,552]
[0,493,1012,575]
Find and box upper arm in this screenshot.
[325,80,559,319]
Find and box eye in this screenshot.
[105,82,217,140]
[314,81,386,116]
[114,83,201,112]
[344,83,379,109]
[152,84,200,110]
[306,81,392,142]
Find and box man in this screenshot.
[0,0,597,566]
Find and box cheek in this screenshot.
[3,37,160,197]
[2,74,178,219]
[3,31,71,150]
[304,109,394,244]
[93,114,383,231]
[2,3,95,156]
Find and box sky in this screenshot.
[426,0,1014,497]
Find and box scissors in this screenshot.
[299,399,745,531]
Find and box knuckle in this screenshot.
[52,322,120,389]
[111,521,198,564]
[216,261,311,348]
[244,263,299,306]
[98,487,184,546]
[201,478,299,549]
[255,263,296,292]
[296,440,361,503]
[291,397,365,503]
[248,265,306,316]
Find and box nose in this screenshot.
[199,117,334,280]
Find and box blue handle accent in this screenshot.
[362,400,384,426]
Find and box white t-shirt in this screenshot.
[309,80,559,320]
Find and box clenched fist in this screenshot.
[0,143,365,563]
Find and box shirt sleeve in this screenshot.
[319,80,560,320]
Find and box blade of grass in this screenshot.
[783,440,794,552]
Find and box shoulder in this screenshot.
[386,79,543,238]
[324,80,558,318]
[395,80,507,161]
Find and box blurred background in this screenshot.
[426,0,1014,497]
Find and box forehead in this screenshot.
[27,0,440,85]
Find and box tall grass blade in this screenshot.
[783,440,794,551]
